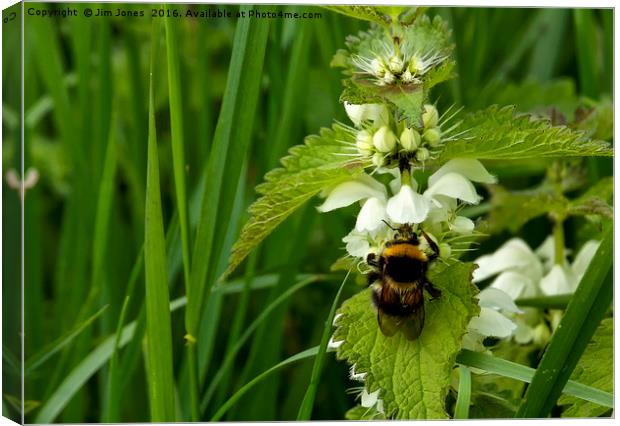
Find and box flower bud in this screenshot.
[423,128,441,146]
[399,127,420,151]
[355,130,373,156]
[422,104,439,129]
[401,69,415,84]
[372,152,385,168]
[371,58,386,77]
[382,70,396,85]
[416,147,430,162]
[373,126,397,153]
[439,243,452,259]
[533,323,551,347]
[388,55,404,74]
[409,55,424,74]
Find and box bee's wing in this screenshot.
[400,304,425,341]
[377,311,399,337]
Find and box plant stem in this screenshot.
[553,217,565,265]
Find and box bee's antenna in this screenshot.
[382,220,397,231]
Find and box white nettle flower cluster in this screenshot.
[344,102,446,168]
[472,237,600,346]
[317,158,495,261]
[352,40,447,86]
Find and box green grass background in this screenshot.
[1,3,612,422]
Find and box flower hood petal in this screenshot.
[540,264,574,296]
[428,159,497,187]
[356,197,388,232]
[478,287,523,313]
[424,172,482,204]
[317,175,386,212]
[468,307,517,338]
[473,238,542,282]
[571,240,600,280]
[386,185,431,224]
[490,270,538,300]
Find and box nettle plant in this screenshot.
[224,7,613,420]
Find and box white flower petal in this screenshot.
[328,336,343,349]
[468,307,517,338]
[317,175,386,212]
[535,235,555,261]
[349,364,367,382]
[361,389,380,408]
[513,321,535,344]
[356,197,388,232]
[342,230,371,258]
[345,103,388,127]
[490,271,537,300]
[452,216,475,234]
[428,159,497,187]
[424,172,482,204]
[478,287,523,313]
[332,313,342,326]
[540,264,573,295]
[386,185,430,224]
[571,240,600,280]
[472,238,542,282]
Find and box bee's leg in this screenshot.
[367,271,380,287]
[366,253,382,268]
[421,229,440,261]
[424,279,442,300]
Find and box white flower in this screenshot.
[388,55,404,74]
[344,102,390,128]
[360,388,384,414]
[342,230,372,258]
[355,130,374,156]
[356,197,388,233]
[349,364,367,382]
[386,183,430,224]
[463,287,520,351]
[317,174,386,213]
[428,159,497,187]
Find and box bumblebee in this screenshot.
[366,225,441,340]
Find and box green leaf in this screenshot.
[438,106,613,162]
[515,222,613,418]
[559,318,613,417]
[487,185,567,233]
[143,20,176,422]
[322,6,391,26]
[333,262,479,419]
[223,123,365,278]
[345,405,387,420]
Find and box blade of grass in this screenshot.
[454,366,471,419]
[33,298,187,424]
[102,248,143,422]
[164,7,197,421]
[24,305,108,374]
[199,274,323,413]
[211,346,320,421]
[528,9,567,81]
[187,5,270,346]
[456,349,612,408]
[573,9,600,98]
[515,222,612,417]
[297,271,350,419]
[515,294,571,310]
[143,19,175,422]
